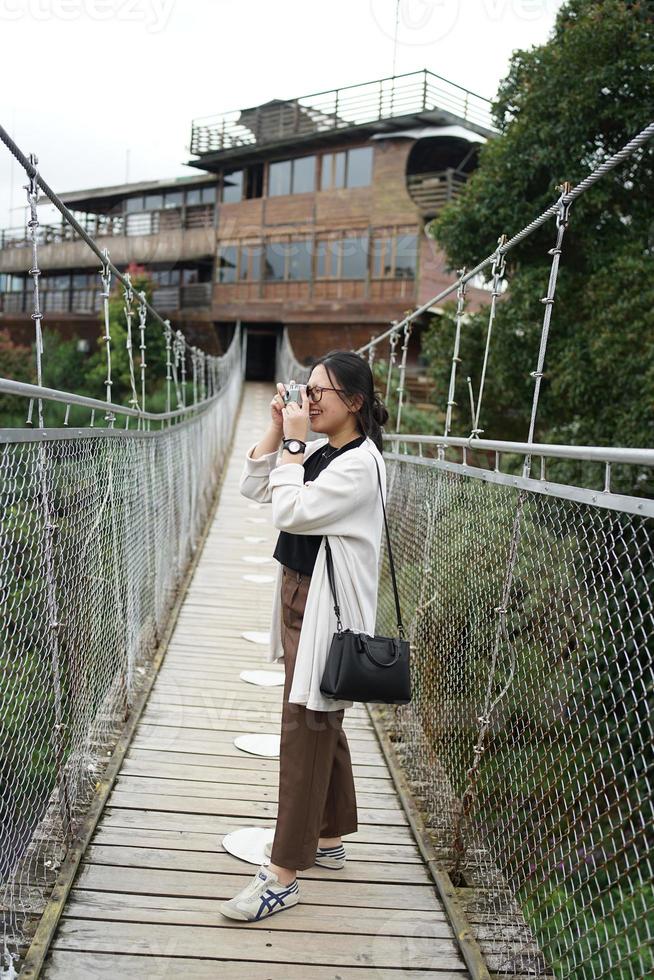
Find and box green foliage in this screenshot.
[371,356,442,440]
[426,0,654,475]
[0,329,35,423]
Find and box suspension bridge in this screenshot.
[0,119,652,979]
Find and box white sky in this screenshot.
[0,0,564,230]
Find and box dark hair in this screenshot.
[310,349,389,454]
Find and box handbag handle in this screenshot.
[324,451,405,639]
[358,633,401,668]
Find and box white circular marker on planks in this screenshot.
[239,668,284,685]
[242,574,275,583]
[222,826,275,866]
[241,632,270,646]
[242,556,273,564]
[234,732,280,757]
[244,536,267,543]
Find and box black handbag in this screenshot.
[319,452,411,704]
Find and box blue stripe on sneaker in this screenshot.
[254,882,298,919]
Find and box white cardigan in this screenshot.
[239,433,386,711]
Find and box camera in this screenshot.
[282,382,306,406]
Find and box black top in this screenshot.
[272,433,367,576]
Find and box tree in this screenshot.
[426,0,653,482]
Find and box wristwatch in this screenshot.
[282,438,306,454]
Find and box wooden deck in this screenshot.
[41,383,471,979]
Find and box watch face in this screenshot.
[287,440,301,452]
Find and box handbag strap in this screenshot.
[324,451,405,639]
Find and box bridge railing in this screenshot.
[0,124,245,975]
[340,119,653,979]
[278,116,653,977]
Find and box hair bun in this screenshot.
[372,397,389,427]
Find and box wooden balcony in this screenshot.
[406,168,467,217]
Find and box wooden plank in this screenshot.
[139,706,380,741]
[44,950,469,979]
[146,690,374,727]
[103,791,409,826]
[82,843,430,884]
[124,746,392,780]
[73,864,444,911]
[51,918,466,969]
[63,888,449,931]
[98,807,418,845]
[129,730,387,767]
[114,773,401,809]
[121,756,394,792]
[91,827,423,863]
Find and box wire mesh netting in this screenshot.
[0,335,242,969]
[374,452,653,979]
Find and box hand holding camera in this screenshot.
[270,380,310,442]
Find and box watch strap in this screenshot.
[282,438,307,453]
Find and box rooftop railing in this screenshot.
[190,69,494,156]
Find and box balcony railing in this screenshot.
[152,282,212,310]
[406,168,468,215]
[0,282,212,316]
[0,205,215,250]
[190,69,494,156]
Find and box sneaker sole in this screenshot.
[314,857,346,869]
[219,894,299,921]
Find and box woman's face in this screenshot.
[305,364,362,437]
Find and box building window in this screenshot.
[268,160,291,197]
[126,195,144,212]
[394,233,418,279]
[316,234,368,279]
[372,230,418,279]
[222,171,243,203]
[264,242,286,280]
[217,245,238,283]
[151,269,181,286]
[372,237,392,277]
[345,147,374,187]
[239,243,262,281]
[164,191,184,209]
[268,156,316,196]
[291,156,315,194]
[316,239,335,278]
[287,239,311,279]
[144,192,164,210]
[262,239,312,280]
[321,146,373,190]
[339,235,368,279]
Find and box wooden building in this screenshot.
[0,70,496,381]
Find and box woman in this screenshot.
[219,350,389,922]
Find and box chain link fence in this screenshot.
[0,331,243,972]
[374,445,653,979]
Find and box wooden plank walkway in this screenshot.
[41,382,471,979]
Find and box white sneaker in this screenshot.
[263,840,346,870]
[219,863,299,921]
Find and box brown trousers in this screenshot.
[270,564,358,870]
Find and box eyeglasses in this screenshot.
[305,384,345,403]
